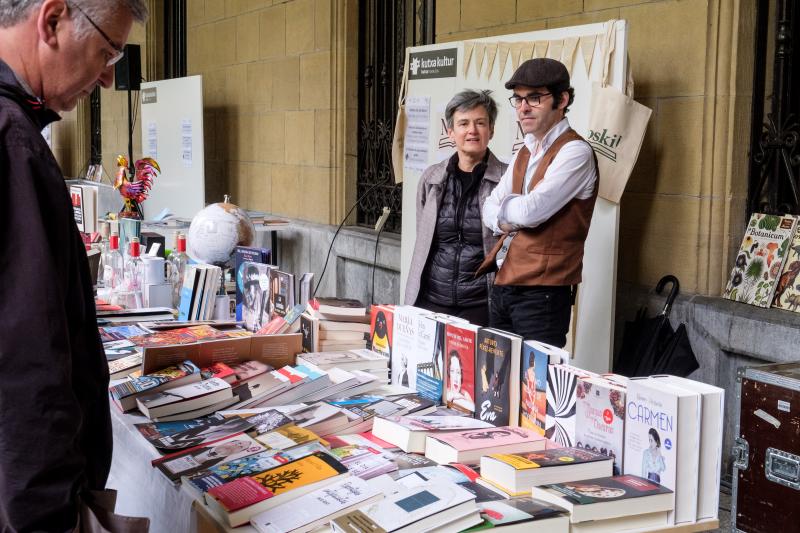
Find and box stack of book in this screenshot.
[297,348,389,385]
[178,264,223,321]
[301,298,370,352]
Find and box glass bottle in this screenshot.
[102,232,124,290]
[168,232,190,307]
[124,237,145,308]
[95,221,111,285]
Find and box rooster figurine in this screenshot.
[114,155,160,219]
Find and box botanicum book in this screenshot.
[723,213,798,307]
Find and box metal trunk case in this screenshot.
[732,362,800,532]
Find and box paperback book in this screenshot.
[234,246,271,321]
[249,476,383,533]
[330,481,480,533]
[205,452,350,527]
[269,269,295,320]
[425,426,547,465]
[772,223,800,312]
[136,377,233,420]
[474,328,522,427]
[369,304,394,359]
[372,414,493,454]
[413,314,443,402]
[622,377,704,524]
[150,413,258,451]
[391,306,431,388]
[574,377,626,475]
[183,441,329,497]
[470,498,568,531]
[723,213,798,307]
[444,322,479,414]
[153,433,265,483]
[241,262,274,332]
[108,360,202,412]
[532,475,673,524]
[479,447,613,495]
[546,364,595,446]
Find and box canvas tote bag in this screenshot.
[588,20,653,203]
[391,54,410,184]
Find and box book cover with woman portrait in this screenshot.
[623,380,677,493]
[444,323,479,414]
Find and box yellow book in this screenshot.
[255,424,329,450]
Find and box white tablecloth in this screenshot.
[107,406,197,533]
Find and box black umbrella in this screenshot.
[614,275,699,378]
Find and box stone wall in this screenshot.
[258,218,401,306]
[186,0,356,225]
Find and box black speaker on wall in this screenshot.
[115,44,141,91]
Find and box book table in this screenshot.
[108,393,722,533]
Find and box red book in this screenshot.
[208,477,273,512]
[444,323,480,415]
[202,362,237,383]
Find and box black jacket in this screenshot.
[420,153,489,307]
[0,61,112,532]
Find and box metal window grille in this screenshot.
[749,0,800,216]
[164,0,187,79]
[90,88,101,165]
[357,0,434,232]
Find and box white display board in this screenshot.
[400,21,628,373]
[139,75,205,220]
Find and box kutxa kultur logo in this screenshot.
[588,128,622,162]
[408,49,457,80]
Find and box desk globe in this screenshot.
[186,196,256,264]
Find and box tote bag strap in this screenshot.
[599,19,617,88]
[398,51,410,108]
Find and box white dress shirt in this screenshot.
[483,117,597,235]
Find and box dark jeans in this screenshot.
[489,285,572,347]
[415,297,489,327]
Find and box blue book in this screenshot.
[177,265,201,321]
[416,372,443,403]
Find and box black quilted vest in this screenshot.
[420,153,488,307]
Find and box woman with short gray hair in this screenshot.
[404,89,508,326]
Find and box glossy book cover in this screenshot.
[444,323,477,414]
[431,426,543,451]
[207,452,348,511]
[475,329,513,426]
[544,475,671,505]
[489,447,610,470]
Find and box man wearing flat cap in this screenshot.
[478,58,598,347]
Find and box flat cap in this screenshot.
[505,58,569,90]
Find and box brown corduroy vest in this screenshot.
[477,128,598,286]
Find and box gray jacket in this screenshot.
[404,150,507,305]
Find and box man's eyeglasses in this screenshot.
[69,2,125,66]
[508,93,552,108]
